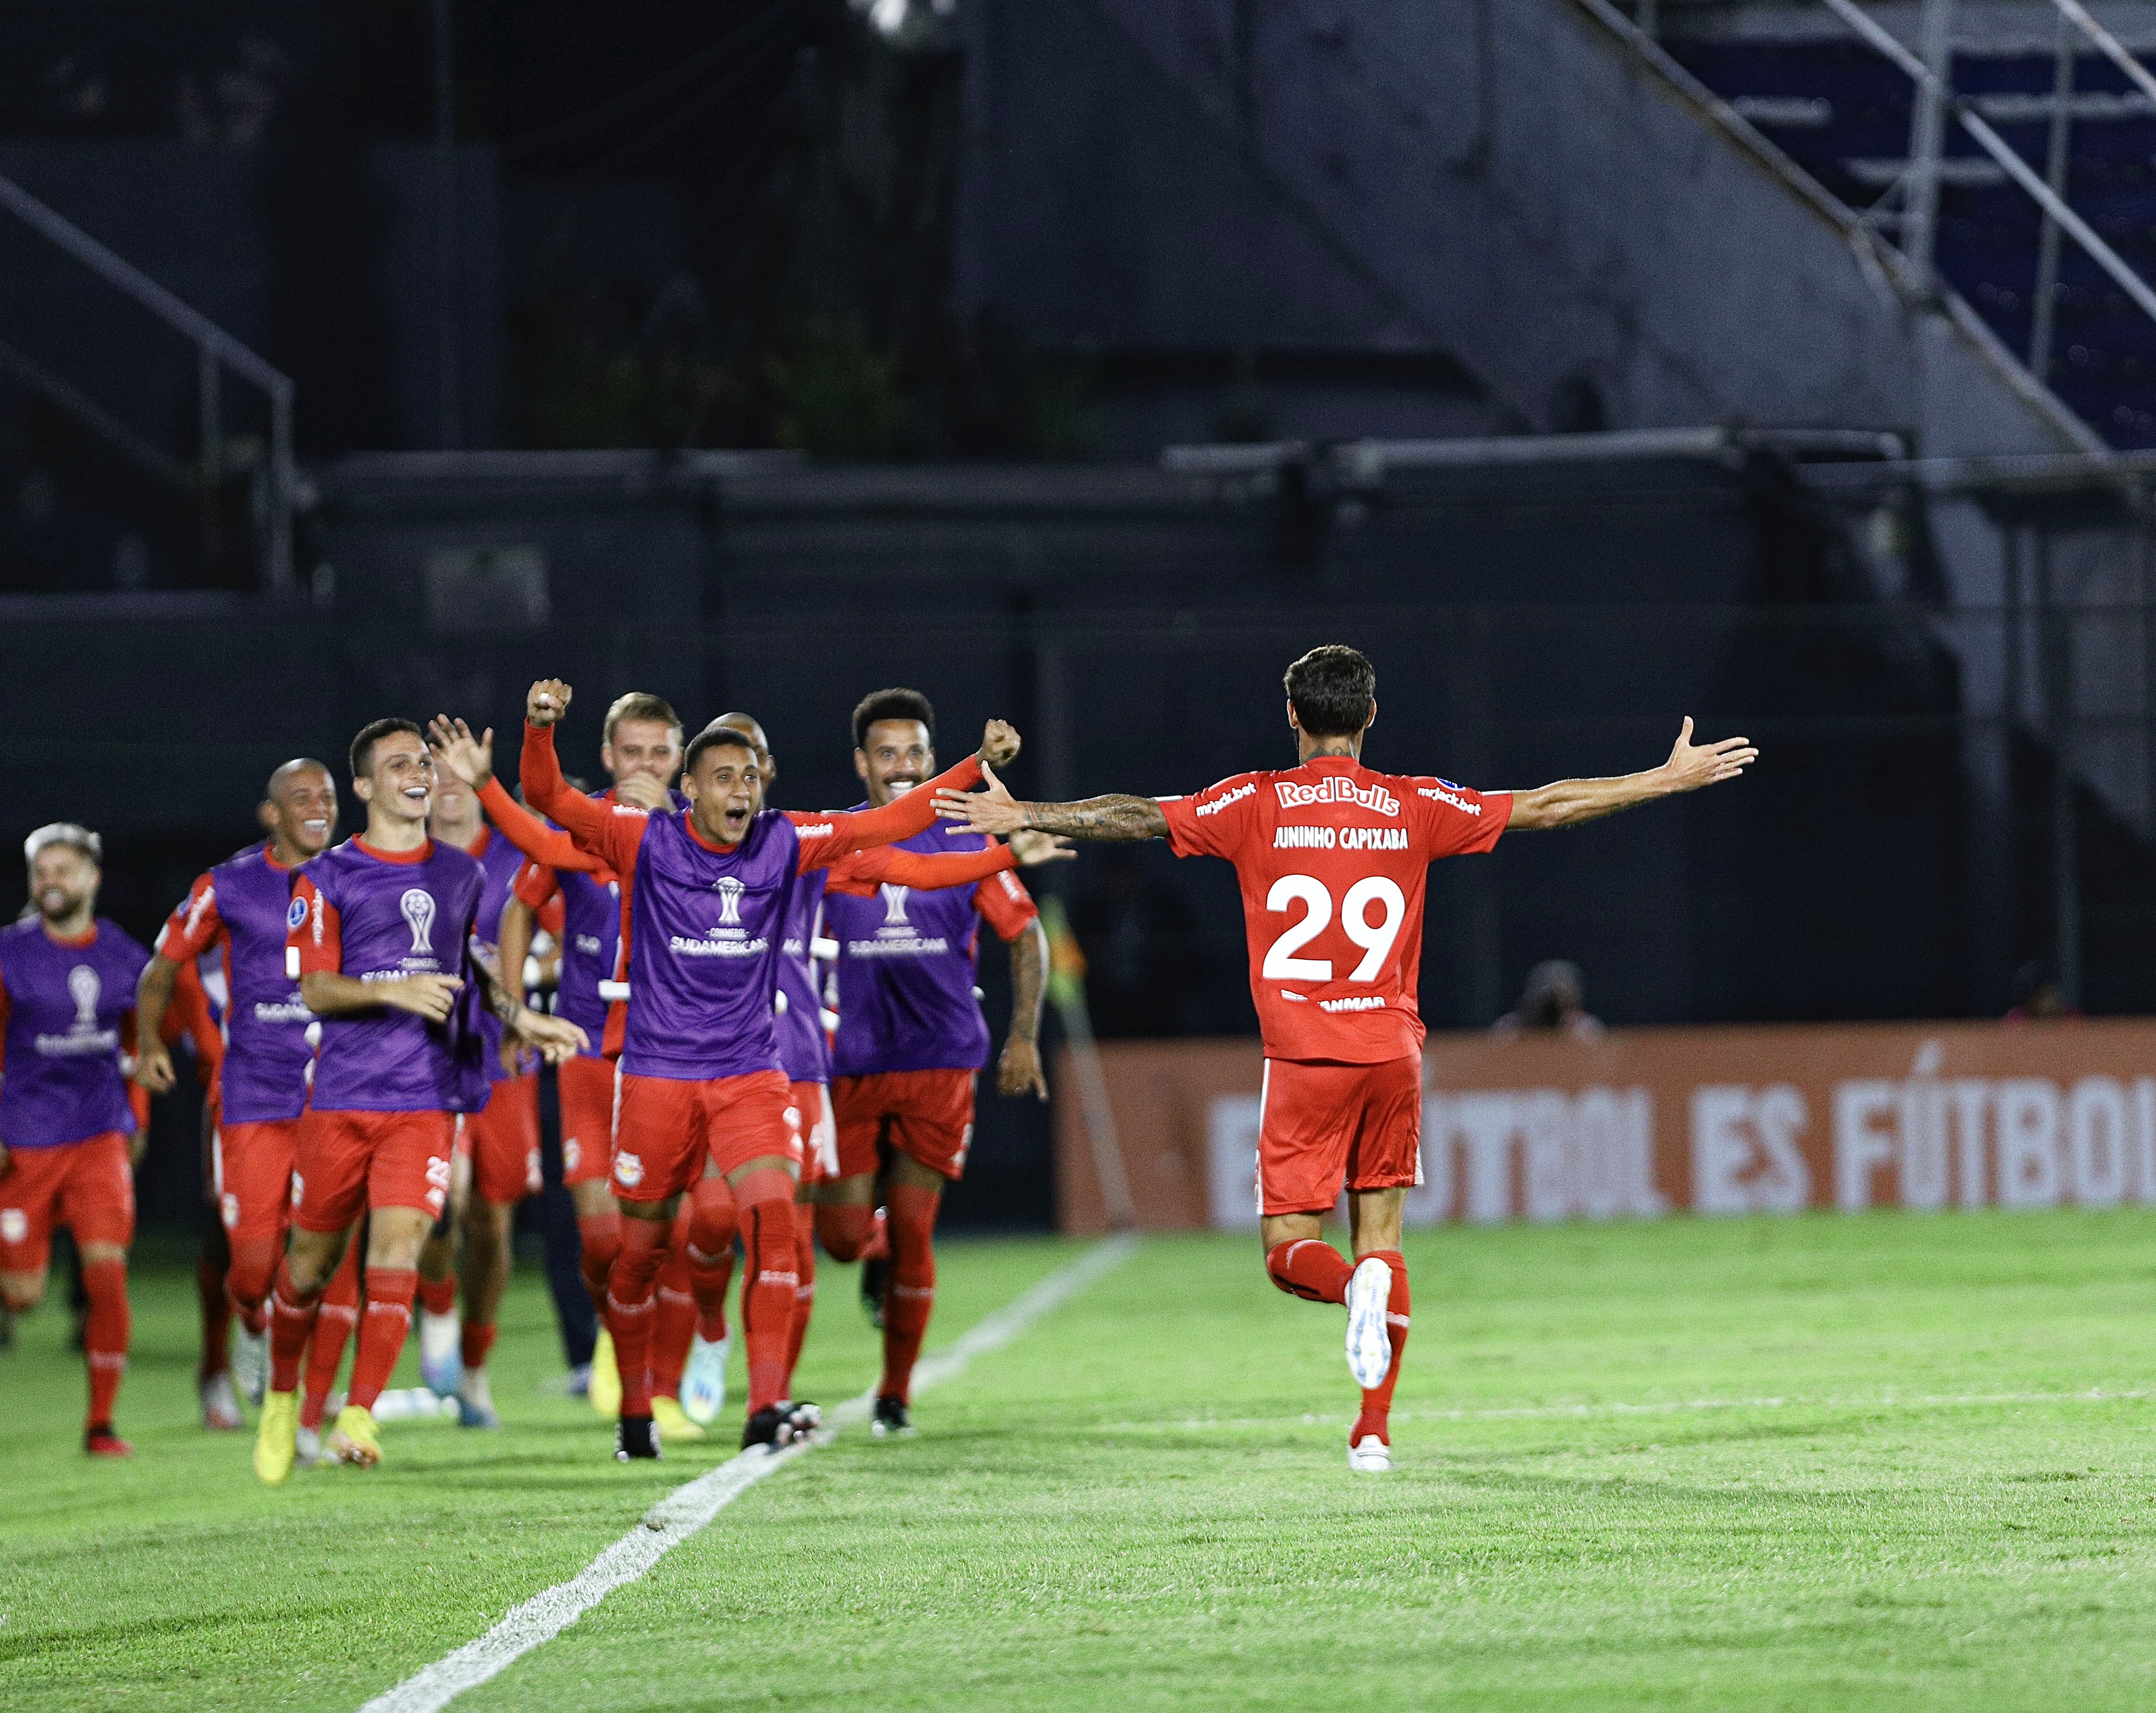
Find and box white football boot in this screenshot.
[231,1321,270,1406]
[417,1306,463,1396]
[681,1332,730,1426]
[1344,1256,1395,1390]
[1349,1434,1394,1474]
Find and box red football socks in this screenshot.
[605,1214,671,1418]
[80,1258,129,1429]
[649,1225,696,1401]
[348,1267,417,1412]
[785,1201,816,1390]
[302,1243,364,1426]
[812,1199,876,1263]
[735,1169,800,1414]
[267,1256,326,1394]
[1349,1250,1412,1446]
[196,1246,232,1379]
[879,1182,940,1405]
[415,1270,456,1318]
[576,1209,621,1312]
[1265,1238,1353,1305]
[460,1321,497,1373]
[224,1233,279,1331]
[686,1178,738,1344]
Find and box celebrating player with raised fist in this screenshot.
[513,676,1025,1460]
[937,644,1756,1472]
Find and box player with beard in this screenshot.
[0,824,153,1456]
[136,759,339,1419]
[816,690,1051,1436]
[485,694,682,1424]
[937,644,1756,1471]
[488,677,1025,1460]
[692,711,1071,1416]
[408,753,552,1429]
[251,720,585,1484]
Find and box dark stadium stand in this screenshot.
[1667,35,2156,447]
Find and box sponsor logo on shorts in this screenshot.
[286,896,308,931]
[1276,777,1399,816]
[220,1192,241,1229]
[0,1208,28,1245]
[425,1153,452,1213]
[1194,783,1255,819]
[615,1150,645,1189]
[291,1172,305,1208]
[563,1136,582,1173]
[1418,784,1482,815]
[1319,995,1388,1013]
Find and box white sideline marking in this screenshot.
[1100,1386,2155,1434]
[359,1234,1137,1713]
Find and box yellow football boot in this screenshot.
[253,1389,300,1487]
[651,1395,706,1443]
[588,1327,622,1418]
[326,1403,382,1467]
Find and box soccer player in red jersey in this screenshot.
[819,690,1054,1436]
[136,758,338,1420]
[250,720,585,1485]
[505,677,1025,1459]
[939,645,1756,1471]
[0,824,153,1456]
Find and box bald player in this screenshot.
[138,760,339,1411]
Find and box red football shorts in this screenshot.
[464,1073,542,1204]
[611,1069,796,1203]
[557,1055,617,1188]
[1256,1054,1423,1217]
[293,1109,457,1233]
[832,1068,976,1183]
[0,1131,134,1274]
[213,1119,303,1242]
[789,1080,836,1188]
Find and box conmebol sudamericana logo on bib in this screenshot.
[400,888,436,954]
[68,965,100,1027]
[714,875,745,927]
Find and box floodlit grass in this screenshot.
[8,1213,2156,1711]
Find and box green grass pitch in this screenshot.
[6,1211,2156,1711]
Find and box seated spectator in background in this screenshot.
[2004,958,2079,1025]
[1491,960,1604,1043]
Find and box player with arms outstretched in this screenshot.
[511,677,1028,1460]
[939,644,1756,1471]
[251,719,585,1484]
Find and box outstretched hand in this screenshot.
[978,719,1021,770]
[527,679,573,728]
[1660,717,1757,793]
[426,716,494,789]
[936,762,1028,836]
[1009,830,1076,866]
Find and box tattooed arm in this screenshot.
[933,765,1168,842]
